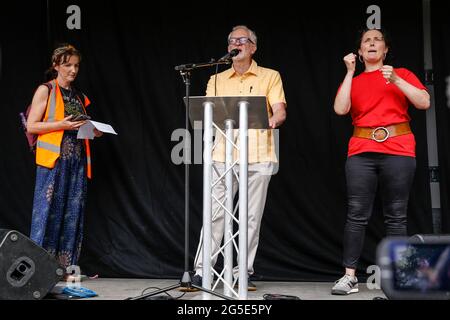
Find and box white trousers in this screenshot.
[194,162,274,277]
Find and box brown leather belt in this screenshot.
[353,122,411,142]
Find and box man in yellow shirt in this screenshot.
[192,25,287,291]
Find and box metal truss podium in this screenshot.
[186,96,269,299]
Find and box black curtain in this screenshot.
[0,0,446,281]
[431,1,450,233]
[0,2,49,231]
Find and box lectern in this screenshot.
[186,96,269,299]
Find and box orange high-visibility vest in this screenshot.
[36,80,92,178]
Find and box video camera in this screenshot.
[377,235,450,300]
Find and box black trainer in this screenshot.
[247,279,257,291]
[192,274,202,287]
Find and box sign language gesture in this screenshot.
[380,65,397,84]
[344,53,357,73]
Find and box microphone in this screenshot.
[218,49,240,62]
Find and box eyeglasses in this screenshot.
[228,37,254,45]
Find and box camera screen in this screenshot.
[391,244,450,291]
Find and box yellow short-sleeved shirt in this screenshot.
[206,60,286,163]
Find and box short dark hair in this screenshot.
[356,28,392,61]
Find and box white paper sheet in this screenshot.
[77,120,117,139]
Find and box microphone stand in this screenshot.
[174,58,231,72]
[126,58,233,300]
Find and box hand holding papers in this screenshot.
[77,120,117,139]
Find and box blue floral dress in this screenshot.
[30,87,87,269]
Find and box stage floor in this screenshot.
[55,278,386,300]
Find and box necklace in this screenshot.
[60,86,74,101]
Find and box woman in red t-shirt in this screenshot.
[331,28,430,295]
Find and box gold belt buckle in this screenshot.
[372,127,389,142]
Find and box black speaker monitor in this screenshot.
[0,229,65,300]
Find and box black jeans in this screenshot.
[343,152,416,269]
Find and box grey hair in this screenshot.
[228,25,257,46]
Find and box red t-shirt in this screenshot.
[345,68,426,158]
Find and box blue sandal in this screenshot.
[62,286,98,298]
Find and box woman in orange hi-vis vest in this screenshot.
[26,44,102,281]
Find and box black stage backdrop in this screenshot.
[431,1,450,233]
[0,0,448,281]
